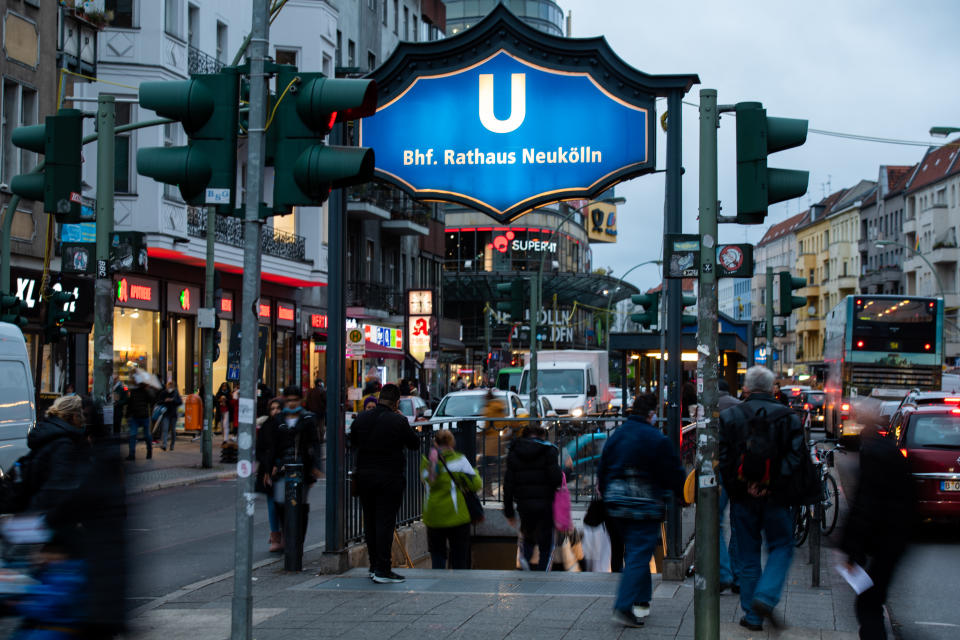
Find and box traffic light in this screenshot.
[630,292,659,328]
[10,108,84,223]
[214,316,222,361]
[495,280,524,321]
[44,290,76,343]
[0,294,27,328]
[270,70,377,213]
[681,294,697,327]
[777,271,806,317]
[735,101,809,224]
[137,71,239,212]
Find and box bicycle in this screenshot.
[793,442,839,547]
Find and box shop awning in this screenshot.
[363,340,404,359]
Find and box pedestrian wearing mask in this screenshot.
[420,430,481,569]
[600,393,685,627]
[256,397,284,552]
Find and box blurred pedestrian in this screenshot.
[481,389,508,497]
[350,383,421,583]
[420,430,481,570]
[126,374,156,460]
[717,378,742,593]
[156,379,182,451]
[719,366,804,632]
[362,395,378,412]
[503,424,562,572]
[840,422,915,639]
[257,397,284,552]
[600,393,685,627]
[305,378,326,417]
[773,382,789,406]
[110,373,128,435]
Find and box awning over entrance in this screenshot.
[363,340,404,360]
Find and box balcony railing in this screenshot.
[187,207,307,262]
[348,183,432,224]
[346,280,403,314]
[188,44,224,75]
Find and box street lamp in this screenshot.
[930,126,960,138]
[528,196,625,416]
[604,260,662,350]
[875,240,946,299]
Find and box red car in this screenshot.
[888,404,960,520]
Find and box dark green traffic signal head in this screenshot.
[494,280,524,320]
[0,295,27,328]
[735,102,809,224]
[10,109,84,222]
[630,291,659,328]
[777,271,806,316]
[296,76,378,132]
[44,289,75,343]
[139,80,215,133]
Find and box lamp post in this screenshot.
[875,240,946,299]
[604,260,662,351]
[930,126,960,137]
[528,196,625,417]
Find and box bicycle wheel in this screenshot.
[819,473,839,536]
[793,504,809,547]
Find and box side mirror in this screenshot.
[588,384,597,398]
[423,408,432,418]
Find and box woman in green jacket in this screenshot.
[420,430,482,569]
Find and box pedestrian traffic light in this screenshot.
[681,294,697,327]
[44,290,76,343]
[630,292,659,328]
[269,70,377,213]
[10,108,84,223]
[0,294,27,328]
[777,271,806,317]
[214,315,222,361]
[735,101,809,224]
[137,71,239,212]
[495,280,524,321]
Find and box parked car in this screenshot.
[398,395,430,425]
[607,387,632,414]
[887,403,960,521]
[430,389,528,427]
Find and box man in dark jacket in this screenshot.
[719,366,804,632]
[350,383,421,584]
[126,375,156,460]
[503,424,562,572]
[840,423,915,639]
[599,393,685,627]
[156,380,182,451]
[717,378,742,592]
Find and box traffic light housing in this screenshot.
[630,292,659,328]
[137,71,240,212]
[681,294,697,327]
[269,70,377,213]
[735,101,809,224]
[10,108,84,223]
[777,271,806,317]
[0,294,27,328]
[495,280,524,321]
[44,290,76,343]
[214,315,222,361]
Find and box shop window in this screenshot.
[212,319,232,390]
[113,307,161,382]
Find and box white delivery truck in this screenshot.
[0,322,35,474]
[518,349,610,416]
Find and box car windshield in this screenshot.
[908,414,960,448]
[435,394,487,417]
[805,393,825,407]
[880,401,900,416]
[519,369,584,394]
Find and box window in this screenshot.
[19,87,37,174]
[365,240,374,280]
[336,31,342,67]
[106,0,134,28]
[347,40,356,67]
[413,15,418,41]
[403,6,409,39]
[275,48,297,66]
[216,21,228,63]
[393,0,399,33]
[367,51,376,71]
[165,0,181,38]
[382,0,388,25]
[115,102,133,194]
[1,81,38,185]
[187,4,199,48]
[322,53,332,76]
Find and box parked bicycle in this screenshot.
[793,442,839,547]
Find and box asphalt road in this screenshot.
[125,478,326,608]
[832,444,960,640]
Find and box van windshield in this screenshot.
[496,371,521,391]
[0,361,32,422]
[519,369,584,395]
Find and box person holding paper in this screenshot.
[840,422,915,639]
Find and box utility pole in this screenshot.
[231,0,269,637]
[694,88,720,640]
[202,208,215,469]
[529,273,539,416]
[766,267,774,368]
[92,95,115,405]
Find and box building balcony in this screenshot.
[796,316,822,334]
[381,209,430,236]
[930,245,960,266]
[186,207,306,262]
[348,183,432,225]
[346,281,403,318]
[902,218,916,234]
[799,283,819,297]
[836,275,858,291]
[188,44,224,74]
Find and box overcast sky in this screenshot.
[560,0,960,293]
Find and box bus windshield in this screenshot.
[519,369,584,395]
[852,298,937,353]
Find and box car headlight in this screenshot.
[570,406,584,418]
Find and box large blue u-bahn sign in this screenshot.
[360,5,697,223]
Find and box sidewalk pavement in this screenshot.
[127,535,862,640]
[124,431,236,494]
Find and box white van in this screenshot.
[0,322,35,473]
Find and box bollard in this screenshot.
[811,494,821,587]
[283,462,305,571]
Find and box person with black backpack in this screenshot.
[719,366,806,632]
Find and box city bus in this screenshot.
[823,295,943,440]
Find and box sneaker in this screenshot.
[368,568,375,579]
[372,571,405,584]
[611,609,644,628]
[739,618,763,632]
[751,601,782,630]
[631,602,650,619]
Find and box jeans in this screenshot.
[266,495,279,532]
[160,413,176,449]
[357,473,405,574]
[718,485,740,586]
[427,523,471,569]
[613,518,661,613]
[731,500,794,626]
[128,417,151,458]
[518,505,555,571]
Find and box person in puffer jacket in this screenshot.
[503,424,562,571]
[420,430,482,570]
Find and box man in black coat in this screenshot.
[503,424,563,571]
[841,423,915,639]
[350,383,421,583]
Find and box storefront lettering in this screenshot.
[179,288,191,311]
[278,305,295,322]
[310,314,328,329]
[259,303,271,318]
[15,278,36,309]
[221,298,233,313]
[116,278,153,304]
[487,229,557,255]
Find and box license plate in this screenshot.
[942,480,960,491]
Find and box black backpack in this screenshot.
[0,449,41,514]
[736,404,792,486]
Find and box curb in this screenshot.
[126,470,236,496]
[883,604,898,639]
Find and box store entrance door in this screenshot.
[167,315,198,394]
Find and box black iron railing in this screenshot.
[348,183,432,224]
[186,207,307,262]
[188,44,224,74]
[345,280,403,314]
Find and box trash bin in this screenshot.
[184,393,202,432]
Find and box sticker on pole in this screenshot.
[238,398,254,425]
[205,188,231,205]
[237,459,252,478]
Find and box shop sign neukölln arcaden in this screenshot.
[359,5,696,223]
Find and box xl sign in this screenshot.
[361,42,657,222]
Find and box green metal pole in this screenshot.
[92,95,115,405]
[529,269,539,416]
[202,206,215,469]
[694,88,720,640]
[766,267,774,366]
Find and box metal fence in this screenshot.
[340,416,697,546]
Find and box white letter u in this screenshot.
[478,73,526,134]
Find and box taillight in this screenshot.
[945,398,960,403]
[841,403,850,412]
[803,403,811,410]
[951,408,960,415]
[856,340,864,348]
[924,343,932,351]
[899,448,908,458]
[878,430,887,437]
